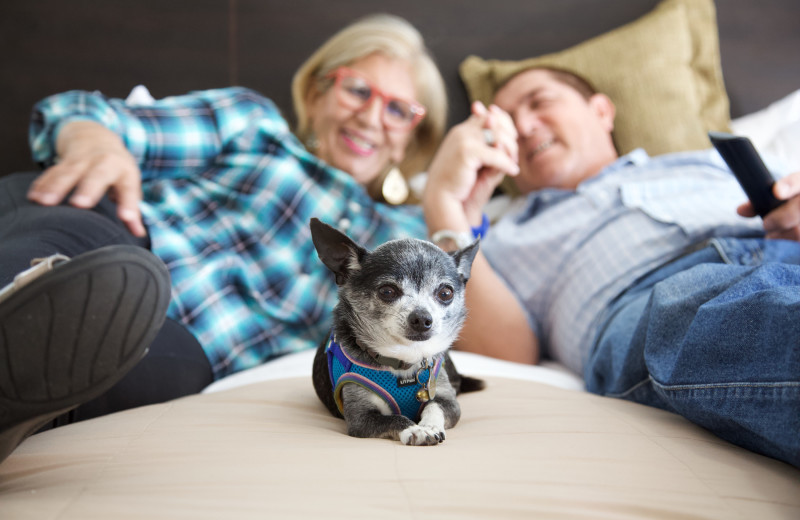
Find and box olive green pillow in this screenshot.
[459,0,730,157]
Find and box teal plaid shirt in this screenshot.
[30,87,427,379]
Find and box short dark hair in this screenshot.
[541,68,597,100]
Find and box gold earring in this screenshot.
[381,166,410,205]
[367,165,409,205]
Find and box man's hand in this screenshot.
[27,120,146,237]
[738,171,800,241]
[423,104,539,365]
[425,102,518,225]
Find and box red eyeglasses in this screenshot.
[326,67,426,130]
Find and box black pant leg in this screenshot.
[63,317,215,422]
[1,172,215,424]
[0,171,149,285]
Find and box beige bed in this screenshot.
[1,351,798,519]
[2,0,800,517]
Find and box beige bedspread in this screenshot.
[1,376,798,519]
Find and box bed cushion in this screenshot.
[459,0,730,160]
[2,376,798,519]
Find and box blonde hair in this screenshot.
[292,13,447,178]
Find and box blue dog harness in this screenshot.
[325,335,443,421]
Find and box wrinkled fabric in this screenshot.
[587,238,800,466]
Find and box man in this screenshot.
[423,67,800,467]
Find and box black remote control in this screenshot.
[709,131,784,217]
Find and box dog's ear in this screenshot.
[309,218,368,285]
[451,239,480,283]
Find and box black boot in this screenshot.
[0,245,170,463]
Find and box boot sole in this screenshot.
[0,245,171,461]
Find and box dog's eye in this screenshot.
[436,285,454,304]
[377,284,401,302]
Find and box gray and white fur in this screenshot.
[310,218,482,446]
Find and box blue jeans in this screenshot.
[585,238,800,467]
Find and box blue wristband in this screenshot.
[470,213,490,239]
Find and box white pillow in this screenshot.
[730,88,800,174]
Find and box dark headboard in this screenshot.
[2,0,798,175]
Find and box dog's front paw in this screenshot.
[399,424,445,446]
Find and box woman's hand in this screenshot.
[27,120,146,237]
[424,102,518,225]
[738,171,800,241]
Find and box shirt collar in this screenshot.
[515,148,652,218]
[595,148,650,178]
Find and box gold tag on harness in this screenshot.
[414,360,437,402]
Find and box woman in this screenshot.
[0,13,447,461]
[292,15,446,202]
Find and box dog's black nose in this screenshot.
[408,309,433,332]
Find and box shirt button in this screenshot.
[348,201,361,213]
[338,218,351,230]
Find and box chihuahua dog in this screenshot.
[310,218,482,446]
